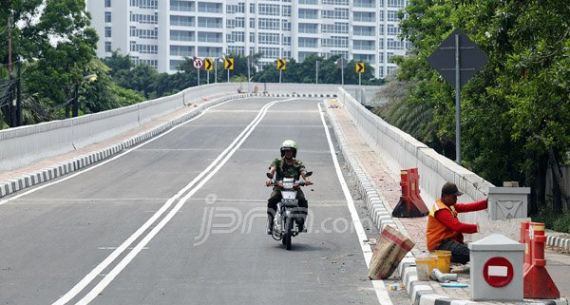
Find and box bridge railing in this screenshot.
[0,82,350,172]
[336,87,493,210]
[0,83,245,171]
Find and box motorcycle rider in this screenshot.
[266,140,312,234]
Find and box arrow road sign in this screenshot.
[427,29,488,89]
[204,58,213,71]
[276,58,286,71]
[355,62,365,74]
[193,58,203,69]
[224,57,234,70]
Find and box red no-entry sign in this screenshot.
[483,256,514,288]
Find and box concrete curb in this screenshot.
[0,94,250,199]
[547,231,570,252]
[251,92,337,98]
[323,101,396,233]
[322,100,568,305]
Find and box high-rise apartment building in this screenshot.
[87,0,409,78]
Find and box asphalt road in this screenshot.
[0,97,379,305]
[546,249,570,298]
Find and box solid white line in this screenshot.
[317,102,394,305]
[73,99,297,305]
[49,97,285,305]
[0,97,240,207]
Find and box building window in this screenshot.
[259,18,280,31]
[258,47,280,59]
[198,2,222,13]
[170,45,194,56]
[170,30,194,41]
[323,0,349,4]
[130,0,158,9]
[198,17,223,28]
[282,5,291,17]
[354,0,376,8]
[105,0,111,8]
[258,33,280,45]
[298,37,318,48]
[170,15,194,27]
[299,23,318,34]
[105,26,112,38]
[299,9,319,19]
[353,40,375,50]
[105,42,112,52]
[227,46,245,56]
[259,4,280,16]
[387,0,405,7]
[387,10,399,22]
[387,24,400,36]
[170,0,194,12]
[322,8,349,19]
[198,46,222,57]
[105,12,112,23]
[353,26,375,36]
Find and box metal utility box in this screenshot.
[469,234,524,301]
[488,187,530,220]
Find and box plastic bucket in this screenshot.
[432,250,452,273]
[416,255,438,281]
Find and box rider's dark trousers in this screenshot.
[267,189,308,228]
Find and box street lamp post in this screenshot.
[315,60,319,85]
[247,56,251,93]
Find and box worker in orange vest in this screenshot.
[426,182,488,264]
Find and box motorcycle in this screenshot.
[266,171,313,250]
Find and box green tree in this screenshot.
[388,0,570,214]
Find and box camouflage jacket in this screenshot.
[270,158,305,181]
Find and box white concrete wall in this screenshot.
[0,83,343,172]
[336,87,494,225]
[0,83,241,171]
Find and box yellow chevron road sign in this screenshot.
[276,58,286,71]
[224,57,234,70]
[355,62,365,74]
[204,58,213,71]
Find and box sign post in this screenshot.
[355,62,365,86]
[193,58,203,86]
[224,57,234,83]
[427,29,488,164]
[204,58,213,84]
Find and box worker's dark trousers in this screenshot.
[437,239,470,264]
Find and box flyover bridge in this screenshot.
[0,83,492,305]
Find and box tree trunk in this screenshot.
[549,149,569,212]
[530,153,547,215]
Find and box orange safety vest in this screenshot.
[426,199,461,251]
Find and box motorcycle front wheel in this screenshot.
[283,216,294,250]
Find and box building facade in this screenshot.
[87,0,409,78]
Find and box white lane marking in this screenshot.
[97,247,149,250]
[0,97,245,207]
[209,110,318,113]
[317,103,394,305]
[49,98,290,305]
[72,99,298,305]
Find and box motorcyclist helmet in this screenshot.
[280,139,298,158]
